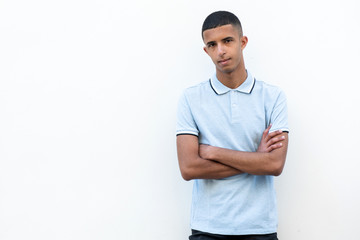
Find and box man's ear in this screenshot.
[240,36,248,50]
[203,46,208,54]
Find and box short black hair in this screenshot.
[202,11,243,39]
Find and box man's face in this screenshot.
[203,24,247,74]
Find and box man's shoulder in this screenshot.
[185,79,211,90]
[182,79,212,96]
[254,79,281,90]
[254,79,285,97]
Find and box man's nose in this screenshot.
[217,44,226,56]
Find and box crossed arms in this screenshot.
[176,125,288,181]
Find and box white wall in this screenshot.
[1,0,359,239]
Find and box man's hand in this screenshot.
[199,144,214,160]
[197,125,288,176]
[177,135,243,180]
[257,124,285,153]
[200,125,285,159]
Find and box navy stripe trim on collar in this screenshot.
[249,78,256,94]
[209,77,256,94]
[209,79,218,95]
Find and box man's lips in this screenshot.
[218,58,231,65]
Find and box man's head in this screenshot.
[202,11,247,76]
[202,11,243,40]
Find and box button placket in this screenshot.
[230,90,241,123]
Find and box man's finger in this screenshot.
[267,129,283,139]
[262,124,272,139]
[267,142,283,152]
[267,135,286,147]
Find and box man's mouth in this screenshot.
[218,58,231,65]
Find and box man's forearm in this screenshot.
[181,156,243,180]
[203,148,276,175]
[200,133,288,176]
[177,135,243,181]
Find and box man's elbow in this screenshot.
[179,165,195,181]
[181,173,193,181]
[261,143,287,176]
[267,155,286,176]
[271,165,284,176]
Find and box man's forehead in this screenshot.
[203,24,240,41]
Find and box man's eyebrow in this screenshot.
[222,36,234,41]
[206,36,234,46]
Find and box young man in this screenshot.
[176,11,289,240]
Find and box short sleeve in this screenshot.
[176,91,199,136]
[269,90,289,133]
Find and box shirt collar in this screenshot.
[210,70,256,95]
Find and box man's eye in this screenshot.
[208,44,215,48]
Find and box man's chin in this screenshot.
[217,66,235,74]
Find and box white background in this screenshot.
[1,0,359,239]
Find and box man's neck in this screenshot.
[216,66,247,89]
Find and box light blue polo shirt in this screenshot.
[176,71,289,235]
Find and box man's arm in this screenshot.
[177,125,285,180]
[177,134,242,181]
[199,131,289,176]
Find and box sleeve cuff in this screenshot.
[176,130,199,137]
